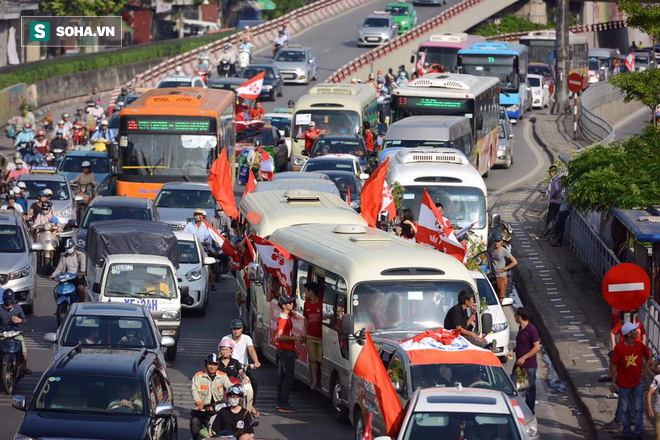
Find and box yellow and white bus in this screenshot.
[290,84,378,170]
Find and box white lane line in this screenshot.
[550,298,561,301]
[573,333,585,337]
[586,359,600,363]
[578,339,590,342]
[559,310,570,313]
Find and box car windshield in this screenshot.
[311,138,367,158]
[498,122,507,139]
[325,173,358,198]
[275,51,306,62]
[264,116,291,132]
[21,180,70,201]
[476,278,499,306]
[385,6,408,16]
[293,110,360,137]
[401,410,522,440]
[410,363,515,394]
[34,375,146,416]
[401,186,487,229]
[60,156,110,173]
[528,65,551,78]
[528,76,541,87]
[0,226,25,253]
[157,80,191,88]
[304,159,355,173]
[353,281,473,332]
[363,17,390,27]
[588,59,600,70]
[62,316,156,348]
[243,67,275,79]
[236,128,275,145]
[178,240,200,264]
[460,54,519,92]
[82,206,151,228]
[105,263,177,299]
[154,189,215,209]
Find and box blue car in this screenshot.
[57,151,114,196]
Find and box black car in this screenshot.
[208,77,245,93]
[12,347,177,440]
[320,169,362,212]
[241,64,284,101]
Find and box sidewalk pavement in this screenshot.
[497,110,654,440]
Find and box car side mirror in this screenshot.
[481,312,493,334]
[359,173,369,180]
[301,150,309,156]
[11,396,26,411]
[501,297,514,307]
[31,242,44,252]
[161,336,176,347]
[508,134,514,140]
[341,313,354,335]
[203,256,216,265]
[67,219,78,228]
[490,213,501,230]
[155,403,174,417]
[44,332,58,343]
[92,282,101,294]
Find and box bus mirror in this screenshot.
[490,213,501,230]
[119,136,128,148]
[481,312,493,335]
[342,313,354,336]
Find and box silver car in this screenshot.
[18,173,76,239]
[174,231,215,314]
[496,118,514,169]
[154,182,216,230]
[273,46,317,84]
[357,12,398,47]
[0,210,40,314]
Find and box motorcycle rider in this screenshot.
[23,144,45,167]
[90,101,104,120]
[13,122,34,146]
[62,113,73,134]
[209,385,255,440]
[50,239,86,302]
[1,192,24,213]
[223,320,261,407]
[280,22,291,41]
[116,87,129,105]
[50,129,69,153]
[72,160,97,198]
[32,200,60,230]
[34,130,49,155]
[13,184,28,212]
[0,288,31,374]
[190,353,234,439]
[239,35,254,56]
[27,190,49,220]
[73,107,86,124]
[219,43,237,76]
[5,157,29,184]
[197,54,212,82]
[273,30,287,57]
[218,338,259,417]
[52,120,69,140]
[173,65,185,76]
[91,119,113,143]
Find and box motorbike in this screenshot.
[272,43,282,59]
[197,69,211,85]
[16,141,32,158]
[92,137,110,152]
[0,329,24,395]
[238,50,251,71]
[217,59,236,78]
[34,222,60,273]
[54,272,78,326]
[51,147,66,167]
[71,182,94,221]
[194,402,259,440]
[72,123,86,146]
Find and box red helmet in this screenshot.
[36,129,46,137]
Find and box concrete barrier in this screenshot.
[0,83,34,126]
[327,0,518,84]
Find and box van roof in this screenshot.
[269,223,474,285]
[255,179,340,197]
[412,387,511,414]
[295,83,376,110]
[385,116,471,141]
[239,190,365,237]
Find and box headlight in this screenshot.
[498,144,507,151]
[492,321,509,332]
[13,434,37,440]
[57,206,72,217]
[97,178,110,193]
[186,269,202,282]
[262,85,272,90]
[9,264,30,280]
[161,310,180,320]
[525,417,539,437]
[510,105,519,112]
[358,29,364,36]
[292,156,306,166]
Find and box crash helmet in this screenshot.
[205,353,220,365]
[81,161,92,168]
[219,338,235,350]
[227,385,244,397]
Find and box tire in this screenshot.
[332,379,349,423]
[43,256,53,276]
[503,154,512,169]
[166,343,178,361]
[2,361,15,395]
[56,302,69,326]
[354,409,365,440]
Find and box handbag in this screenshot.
[515,366,531,392]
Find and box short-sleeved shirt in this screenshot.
[489,246,512,278]
[29,202,43,219]
[303,298,323,338]
[303,129,321,152]
[363,130,375,152]
[612,321,646,344]
[217,357,243,379]
[222,334,254,366]
[249,108,264,120]
[444,303,470,332]
[275,312,295,352]
[612,340,651,389]
[650,374,660,413]
[212,407,254,435]
[514,323,540,369]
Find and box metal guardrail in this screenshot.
[578,81,621,144]
[486,20,627,42]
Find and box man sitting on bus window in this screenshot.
[444,289,495,351]
[362,121,374,153]
[303,122,324,154]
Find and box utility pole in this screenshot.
[553,0,569,114]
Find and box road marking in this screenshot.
[550,298,561,301]
[322,48,332,53]
[608,282,645,293]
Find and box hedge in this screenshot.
[0,30,235,90]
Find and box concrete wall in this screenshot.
[591,94,645,123]
[0,83,31,125]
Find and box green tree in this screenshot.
[610,68,660,120]
[42,0,127,16]
[566,124,660,211]
[618,0,660,42]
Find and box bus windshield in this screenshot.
[522,40,555,64]
[418,47,460,72]
[400,185,486,229]
[353,281,473,333]
[460,54,519,92]
[390,96,474,125]
[119,133,217,178]
[293,110,360,138]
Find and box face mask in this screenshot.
[228,397,240,407]
[17,164,22,169]
[194,217,202,223]
[3,298,12,307]
[66,248,74,254]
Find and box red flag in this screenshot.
[201,218,241,267]
[258,146,274,181]
[381,180,396,221]
[360,158,390,227]
[243,168,257,198]
[207,148,239,220]
[244,232,255,264]
[363,411,373,440]
[346,186,351,205]
[236,71,265,100]
[251,234,294,293]
[625,51,636,72]
[353,332,404,437]
[415,189,466,262]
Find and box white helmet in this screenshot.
[43,188,53,196]
[175,66,183,74]
[101,119,108,126]
[81,161,91,167]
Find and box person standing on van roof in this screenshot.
[362,121,374,153]
[303,282,323,391]
[275,294,303,413]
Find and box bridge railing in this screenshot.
[578,81,621,144]
[485,20,627,42]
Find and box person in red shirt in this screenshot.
[611,310,647,351]
[303,121,323,153]
[610,322,651,439]
[302,282,323,391]
[236,98,249,122]
[362,121,374,153]
[249,101,265,120]
[275,294,302,414]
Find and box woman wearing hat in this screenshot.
[488,232,517,302]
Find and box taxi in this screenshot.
[385,2,417,33]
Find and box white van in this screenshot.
[252,223,491,422]
[387,147,497,245]
[237,190,366,341]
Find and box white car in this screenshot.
[173,231,216,314]
[375,387,529,440]
[472,270,512,361]
[156,75,207,89]
[528,74,549,109]
[301,154,369,181]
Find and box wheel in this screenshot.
[56,302,69,326]
[332,379,349,423]
[166,343,178,361]
[503,154,512,169]
[2,361,15,395]
[43,256,53,275]
[354,409,365,440]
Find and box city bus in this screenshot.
[588,47,619,78]
[390,73,500,176]
[519,30,589,90]
[412,33,486,73]
[116,88,235,198]
[458,41,531,122]
[290,83,378,171]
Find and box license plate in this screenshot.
[366,37,379,42]
[284,74,296,79]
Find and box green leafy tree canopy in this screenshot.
[610,68,660,116]
[42,0,127,16]
[618,0,660,40]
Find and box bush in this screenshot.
[0,30,235,90]
[474,15,553,37]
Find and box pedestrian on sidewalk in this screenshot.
[541,165,562,239]
[647,368,660,440]
[507,307,541,414]
[609,322,651,439]
[275,295,303,413]
[551,176,570,247]
[302,282,322,391]
[488,232,517,302]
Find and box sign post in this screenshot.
[567,73,583,140]
[602,263,651,311]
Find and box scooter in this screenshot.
[195,402,259,440]
[238,50,251,71]
[197,69,211,85]
[272,43,282,59]
[72,182,94,221]
[0,329,24,395]
[54,272,78,326]
[217,59,236,78]
[34,222,60,273]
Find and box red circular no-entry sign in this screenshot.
[602,263,651,311]
[567,73,584,94]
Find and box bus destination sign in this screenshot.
[124,119,211,132]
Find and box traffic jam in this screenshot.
[1,1,640,439]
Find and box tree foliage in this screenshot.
[618,0,660,40]
[474,15,552,37]
[42,0,127,16]
[261,0,310,20]
[566,124,660,211]
[610,68,660,115]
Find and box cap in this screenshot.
[81,161,91,167]
[43,188,53,196]
[17,182,26,189]
[101,120,108,126]
[205,353,220,365]
[230,319,244,329]
[308,121,316,127]
[219,337,235,350]
[621,322,640,336]
[491,232,503,242]
[278,294,296,308]
[303,281,319,295]
[194,208,206,216]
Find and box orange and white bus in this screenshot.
[116,88,235,198]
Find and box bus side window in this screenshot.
[295,260,310,302]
